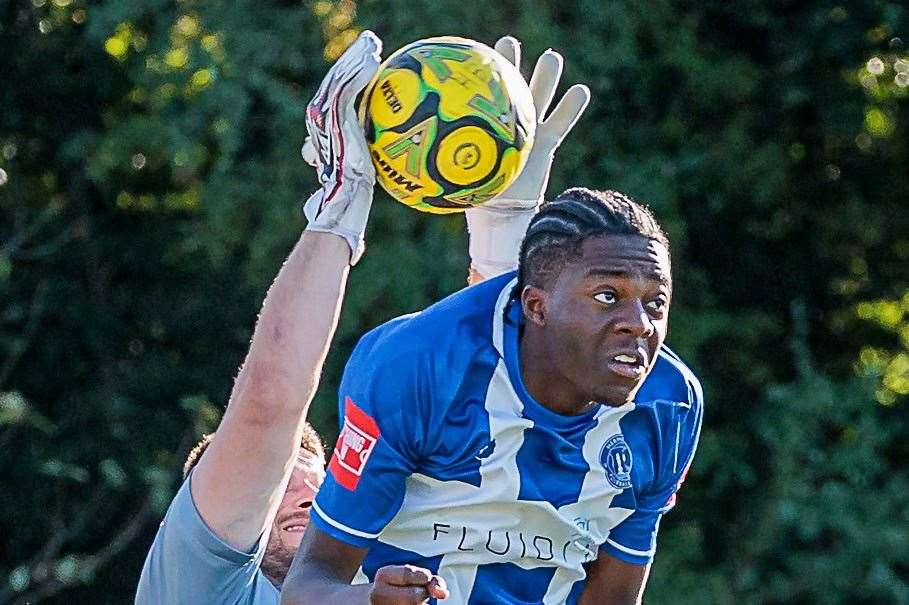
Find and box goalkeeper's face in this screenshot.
[261,448,325,585]
[530,234,671,407]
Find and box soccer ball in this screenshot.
[360,37,536,214]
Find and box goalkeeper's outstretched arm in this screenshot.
[187,31,383,553]
[466,35,589,284]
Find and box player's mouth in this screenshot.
[280,511,311,533]
[607,350,647,380]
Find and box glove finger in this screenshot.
[528,49,563,121]
[331,33,383,110]
[494,35,520,70]
[310,30,382,115]
[336,58,381,113]
[539,83,590,145]
[330,30,382,87]
[301,137,318,167]
[341,104,374,177]
[306,31,381,168]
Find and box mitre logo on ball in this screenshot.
[360,36,536,214]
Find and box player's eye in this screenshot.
[593,292,617,305]
[646,297,668,314]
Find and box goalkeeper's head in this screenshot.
[516,187,672,409]
[183,422,325,586]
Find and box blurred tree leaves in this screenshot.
[1,0,906,602]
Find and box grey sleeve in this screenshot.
[134,474,279,605]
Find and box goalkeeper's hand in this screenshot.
[301,30,382,265]
[465,36,590,280]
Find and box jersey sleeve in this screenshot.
[311,326,433,548]
[602,377,704,566]
[134,475,276,604]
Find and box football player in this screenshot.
[135,32,384,604]
[134,30,586,604]
[280,34,703,605]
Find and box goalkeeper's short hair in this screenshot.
[182,422,325,480]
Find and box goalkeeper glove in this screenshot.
[465,36,590,279]
[301,30,382,265]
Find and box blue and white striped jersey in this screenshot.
[312,272,703,604]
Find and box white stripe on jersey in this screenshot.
[490,276,514,357]
[542,567,578,605]
[312,500,381,539]
[378,357,535,599]
[556,403,636,548]
[604,537,655,558]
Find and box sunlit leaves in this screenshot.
[312,0,361,60]
[163,46,188,69]
[856,293,909,404]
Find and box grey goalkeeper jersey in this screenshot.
[135,475,280,605]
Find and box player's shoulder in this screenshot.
[636,344,704,412]
[341,275,513,440]
[630,346,704,478]
[353,272,513,363]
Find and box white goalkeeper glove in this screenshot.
[301,30,382,265]
[465,36,591,279]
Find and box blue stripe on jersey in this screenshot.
[361,543,444,584]
[514,421,594,508]
[467,563,557,605]
[417,345,499,488]
[501,298,602,508]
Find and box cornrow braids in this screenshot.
[515,187,670,293]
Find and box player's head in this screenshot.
[183,423,326,585]
[516,187,672,407]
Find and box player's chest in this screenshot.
[392,395,657,565]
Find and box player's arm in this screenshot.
[581,376,705,604]
[189,31,383,551]
[578,554,650,605]
[280,526,448,604]
[466,36,590,284]
[283,324,449,603]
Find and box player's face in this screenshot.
[261,448,325,585]
[538,234,671,407]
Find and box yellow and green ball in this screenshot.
[361,36,536,214]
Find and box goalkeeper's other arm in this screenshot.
[466,35,590,284]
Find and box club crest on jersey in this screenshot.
[328,397,380,491]
[601,434,633,489]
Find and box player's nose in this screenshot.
[611,298,654,338]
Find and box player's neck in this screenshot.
[519,329,597,416]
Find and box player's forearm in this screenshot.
[230,230,349,417]
[578,556,649,605]
[280,573,372,605]
[191,231,349,551]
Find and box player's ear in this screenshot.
[521,285,547,326]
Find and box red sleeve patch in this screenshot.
[328,397,380,491]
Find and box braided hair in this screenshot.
[515,187,670,293]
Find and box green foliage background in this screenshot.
[1,0,907,603]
